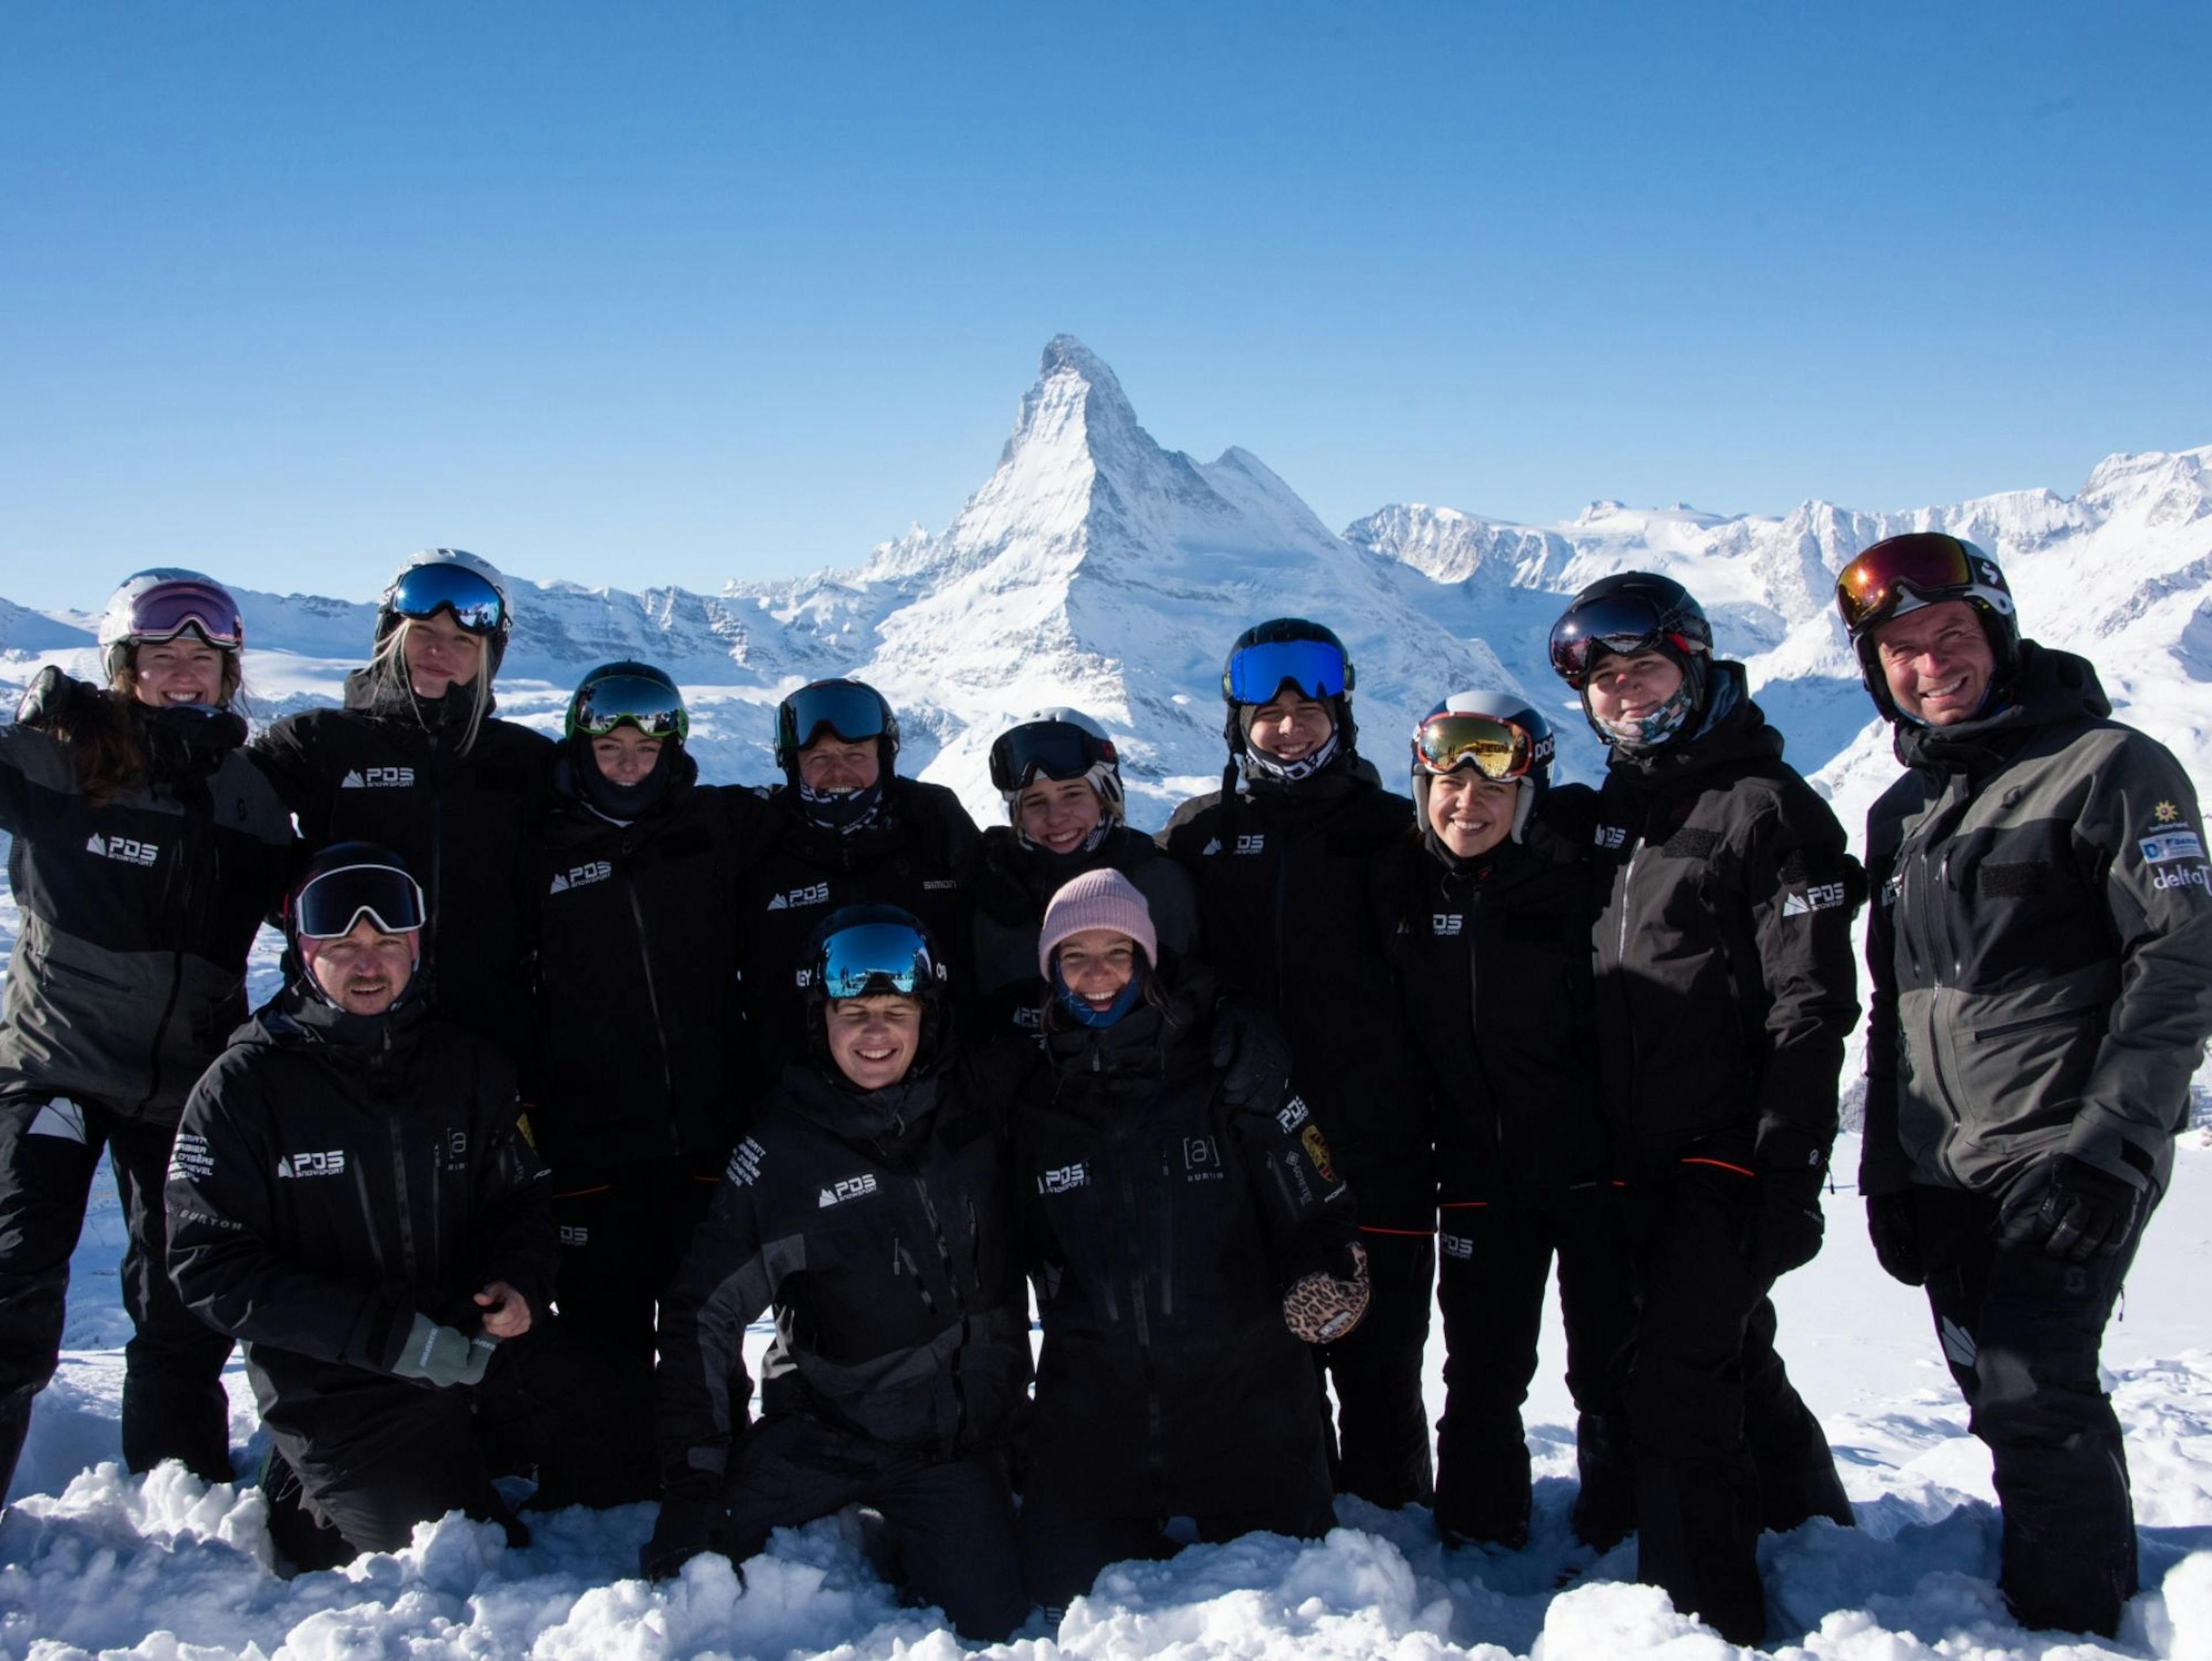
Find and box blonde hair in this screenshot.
[373,617,492,756]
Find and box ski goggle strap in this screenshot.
[569,674,690,741]
[989,720,1115,791]
[1222,638,1352,704]
[123,581,244,650]
[1412,711,1548,782]
[781,681,888,752]
[291,863,427,940]
[1834,533,1981,640]
[1547,593,1696,688]
[384,564,506,635]
[816,921,938,1000]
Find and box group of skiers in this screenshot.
[0,534,2204,1644]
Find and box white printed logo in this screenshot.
[1431,913,1463,936]
[558,1224,590,1247]
[1276,1096,1309,1133]
[817,1173,879,1208]
[85,832,158,867]
[2141,830,2206,866]
[1440,1233,1474,1262]
[548,860,613,895]
[726,1137,766,1188]
[2153,864,2211,893]
[339,767,416,790]
[1234,833,1266,855]
[767,881,831,912]
[1181,1136,1224,1180]
[1781,882,1848,917]
[1594,825,1628,851]
[1201,837,1223,857]
[168,1131,214,1181]
[1040,1162,1089,1194]
[276,1150,347,1178]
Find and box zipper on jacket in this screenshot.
[620,849,679,1146]
[137,783,211,1114]
[389,1117,420,1281]
[1116,1142,1165,1488]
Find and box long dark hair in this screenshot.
[52,647,246,803]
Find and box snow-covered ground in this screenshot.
[5,1122,2210,1660]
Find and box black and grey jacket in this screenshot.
[165,988,554,1431]
[654,1051,1032,1504]
[252,670,554,1059]
[0,685,292,1121]
[1588,664,1863,1175]
[970,822,1199,1046]
[1862,641,2212,1201]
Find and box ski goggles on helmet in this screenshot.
[988,720,1116,792]
[384,563,506,635]
[1412,711,1549,782]
[1547,593,1697,688]
[815,920,938,1000]
[1834,533,1991,641]
[120,579,244,650]
[779,681,888,753]
[291,863,427,940]
[1222,638,1351,705]
[568,673,689,742]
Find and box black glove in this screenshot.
[2034,1155,2145,1264]
[14,666,86,731]
[1865,1190,1925,1287]
[1210,1000,1292,1112]
[639,1496,740,1583]
[1748,1165,1826,1283]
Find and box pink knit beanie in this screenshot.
[1037,869,1158,979]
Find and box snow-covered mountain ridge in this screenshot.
[4,337,2207,844]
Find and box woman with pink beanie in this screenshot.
[1012,867,1372,1614]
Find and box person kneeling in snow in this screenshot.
[645,905,1031,1643]
[165,843,556,1557]
[1013,869,1370,1616]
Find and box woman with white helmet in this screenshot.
[0,570,292,1500]
[253,550,552,1059]
[971,708,1198,1045]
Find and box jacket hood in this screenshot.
[1893,640,2111,779]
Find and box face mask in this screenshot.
[797,778,884,835]
[1054,964,1143,1029]
[1241,723,1341,784]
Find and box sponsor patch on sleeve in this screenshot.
[2139,829,2205,865]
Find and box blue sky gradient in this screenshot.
[3,2,2205,609]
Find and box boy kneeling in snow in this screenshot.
[165,843,556,1558]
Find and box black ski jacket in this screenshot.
[165,987,554,1439]
[1,682,293,1121]
[970,822,1200,1046]
[1012,963,1354,1518]
[1587,664,1862,1175]
[1377,788,1612,1202]
[1160,759,1433,1228]
[655,1051,1033,1504]
[528,753,770,1167]
[1862,642,2212,1201]
[731,779,980,1102]
[252,670,554,1059]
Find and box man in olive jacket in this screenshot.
[1840,532,2212,1638]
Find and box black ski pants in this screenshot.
[1312,1227,1435,1508]
[545,1155,721,1502]
[1434,1183,1636,1548]
[0,1095,233,1497]
[721,1416,1028,1643]
[1913,1179,2145,1638]
[1625,1162,1847,1645]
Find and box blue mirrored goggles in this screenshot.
[816,921,938,1000]
[779,681,888,752]
[1223,638,1351,704]
[385,564,506,635]
[569,674,690,742]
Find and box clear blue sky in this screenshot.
[3,1,2205,611]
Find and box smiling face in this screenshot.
[400,610,486,699]
[1427,769,1520,859]
[1055,927,1138,1014]
[1583,650,1684,726]
[1017,776,1104,854]
[825,993,921,1090]
[1873,599,1997,726]
[1247,689,1334,761]
[306,917,416,1016]
[798,734,881,794]
[129,635,229,708]
[591,726,665,786]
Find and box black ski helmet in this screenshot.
[1219,617,1358,759]
[1834,532,2020,722]
[282,840,427,1006]
[1548,571,1714,747]
[800,903,952,1076]
[563,660,690,818]
[774,678,900,784]
[1410,689,1556,844]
